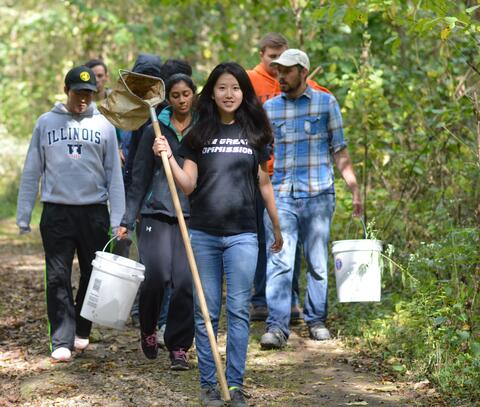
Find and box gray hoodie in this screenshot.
[16,102,125,229]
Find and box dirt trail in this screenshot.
[0,219,437,406]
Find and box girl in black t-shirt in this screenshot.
[154,62,282,406]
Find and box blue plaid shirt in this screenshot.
[264,86,347,198]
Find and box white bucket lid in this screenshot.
[332,239,382,253]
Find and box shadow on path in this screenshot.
[0,219,438,406]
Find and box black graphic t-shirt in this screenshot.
[180,123,268,236]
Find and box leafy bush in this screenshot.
[331,227,480,403]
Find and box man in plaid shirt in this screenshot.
[260,49,362,349]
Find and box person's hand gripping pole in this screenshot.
[148,107,230,402]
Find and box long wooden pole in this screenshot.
[307,64,323,81]
[149,107,230,402]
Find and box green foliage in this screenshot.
[331,228,480,403]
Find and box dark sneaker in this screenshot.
[141,332,158,359]
[229,387,248,407]
[250,305,268,321]
[260,328,287,349]
[170,348,189,371]
[290,305,304,324]
[309,323,331,341]
[200,386,224,406]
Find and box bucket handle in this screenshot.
[102,235,140,261]
[345,216,368,240]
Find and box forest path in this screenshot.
[0,219,437,407]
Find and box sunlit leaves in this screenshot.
[466,5,480,15]
[440,27,450,41]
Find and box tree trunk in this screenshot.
[290,0,304,48]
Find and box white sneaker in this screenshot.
[157,324,166,347]
[74,336,89,351]
[51,347,72,362]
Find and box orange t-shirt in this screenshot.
[247,64,331,176]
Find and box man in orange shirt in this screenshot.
[247,33,331,323]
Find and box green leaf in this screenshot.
[457,330,470,341]
[444,16,457,29]
[328,46,344,59]
[433,316,447,326]
[466,5,480,15]
[343,7,358,25]
[391,37,401,54]
[471,342,480,357]
[384,35,399,45]
[440,27,451,41]
[312,7,329,20]
[357,12,368,25]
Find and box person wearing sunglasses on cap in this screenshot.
[16,65,125,362]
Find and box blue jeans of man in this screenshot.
[264,193,335,339]
[251,194,300,308]
[252,244,301,307]
[190,229,258,389]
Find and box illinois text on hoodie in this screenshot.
[16,102,125,229]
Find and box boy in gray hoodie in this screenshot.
[16,65,125,362]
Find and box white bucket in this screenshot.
[80,243,145,329]
[332,239,382,302]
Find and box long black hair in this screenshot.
[187,62,272,150]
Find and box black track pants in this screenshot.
[40,203,109,351]
[138,216,194,351]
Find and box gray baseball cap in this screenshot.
[270,49,310,70]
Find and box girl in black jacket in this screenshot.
[117,74,196,370]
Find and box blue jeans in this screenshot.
[252,243,301,308]
[264,193,335,338]
[157,285,171,327]
[252,197,300,309]
[190,229,258,388]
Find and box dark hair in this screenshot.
[84,58,108,73]
[259,33,288,52]
[161,59,192,80]
[188,62,272,150]
[166,73,197,99]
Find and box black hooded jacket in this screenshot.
[123,53,163,191]
[120,110,190,230]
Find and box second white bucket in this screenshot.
[80,247,145,330]
[332,239,382,302]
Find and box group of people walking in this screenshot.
[16,32,362,407]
